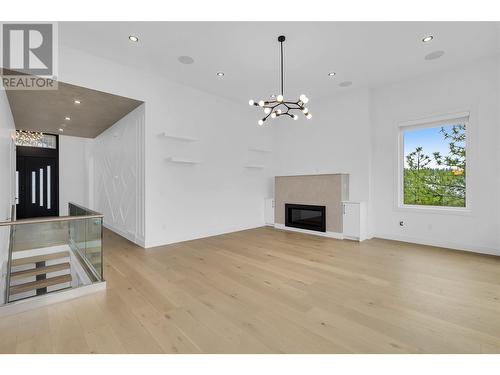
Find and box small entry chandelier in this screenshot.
[15,130,44,147]
[249,35,311,125]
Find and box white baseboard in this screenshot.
[103,222,145,248]
[274,223,343,239]
[375,232,499,257]
[0,281,106,318]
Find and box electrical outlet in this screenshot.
[399,221,404,227]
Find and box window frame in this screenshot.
[396,111,472,214]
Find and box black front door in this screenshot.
[16,139,59,219]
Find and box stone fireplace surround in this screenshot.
[274,174,349,237]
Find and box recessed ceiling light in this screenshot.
[339,81,353,87]
[178,55,194,65]
[422,35,434,43]
[328,72,336,77]
[65,116,71,121]
[58,128,64,132]
[424,50,445,60]
[129,35,139,42]
[74,99,81,104]
[216,72,224,77]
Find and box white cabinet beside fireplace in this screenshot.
[264,198,275,225]
[342,201,367,241]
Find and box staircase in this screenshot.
[84,246,102,269]
[8,250,73,302]
[1,202,104,308]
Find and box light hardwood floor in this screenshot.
[1,227,499,353]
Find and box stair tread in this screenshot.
[10,262,70,279]
[9,274,72,296]
[11,251,70,267]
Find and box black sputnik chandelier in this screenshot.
[249,35,311,125]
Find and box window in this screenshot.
[400,114,468,209]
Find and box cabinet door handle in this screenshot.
[343,204,346,215]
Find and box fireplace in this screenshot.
[285,203,326,232]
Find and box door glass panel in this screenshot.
[15,171,19,204]
[31,171,35,203]
[47,165,51,209]
[39,168,43,207]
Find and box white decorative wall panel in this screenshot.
[93,104,145,246]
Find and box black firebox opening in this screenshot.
[285,203,326,232]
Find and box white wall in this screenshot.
[56,45,499,255]
[496,55,500,252]
[0,88,16,304]
[59,135,93,216]
[270,57,500,255]
[58,46,272,248]
[371,57,499,255]
[271,88,374,235]
[146,89,272,246]
[497,56,500,253]
[92,104,145,246]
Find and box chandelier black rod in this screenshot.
[280,37,284,96]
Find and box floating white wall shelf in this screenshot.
[166,157,200,164]
[244,164,266,169]
[161,133,197,142]
[248,147,272,153]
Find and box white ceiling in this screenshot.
[59,22,500,103]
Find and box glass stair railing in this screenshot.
[0,202,104,305]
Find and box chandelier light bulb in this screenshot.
[264,107,271,114]
[271,112,277,118]
[299,94,309,104]
[249,99,255,106]
[306,113,312,119]
[258,120,264,126]
[277,94,284,102]
[293,114,299,120]
[302,107,309,114]
[258,100,265,107]
[277,109,282,115]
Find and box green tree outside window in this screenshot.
[403,124,466,207]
